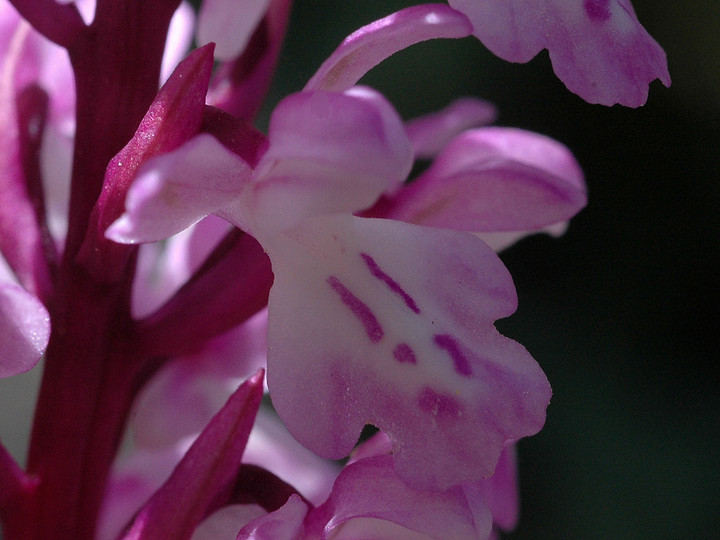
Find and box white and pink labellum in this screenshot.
[265,215,551,491]
[109,86,552,492]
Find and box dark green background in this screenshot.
[268,2,718,538]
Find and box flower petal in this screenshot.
[130,311,268,450]
[448,0,670,106]
[0,282,49,378]
[266,215,551,491]
[121,372,264,540]
[236,494,308,540]
[315,455,492,540]
[106,134,252,244]
[241,412,339,507]
[406,97,497,159]
[382,128,586,233]
[306,4,472,92]
[478,444,519,532]
[197,0,270,61]
[249,88,412,234]
[160,1,196,84]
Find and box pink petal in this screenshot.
[478,444,519,532]
[160,2,196,84]
[98,443,190,540]
[0,282,49,378]
[448,0,670,106]
[131,311,268,450]
[197,0,270,61]
[206,0,294,122]
[405,97,497,159]
[382,128,586,233]
[106,134,252,244]
[121,372,264,540]
[242,411,339,506]
[249,88,412,234]
[236,494,308,540]
[305,4,472,92]
[85,44,215,279]
[314,455,492,540]
[266,215,551,491]
[132,215,231,318]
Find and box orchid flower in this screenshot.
[107,83,561,493]
[0,0,668,538]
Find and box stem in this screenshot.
[19,2,181,538]
[63,0,179,263]
[0,443,38,538]
[25,265,138,539]
[8,0,86,48]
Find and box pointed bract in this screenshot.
[120,371,264,540]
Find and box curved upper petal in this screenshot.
[265,215,551,491]
[0,281,49,377]
[382,127,586,233]
[306,4,472,92]
[448,0,670,106]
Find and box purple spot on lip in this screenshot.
[418,387,463,419]
[433,334,472,377]
[393,343,417,365]
[327,276,384,343]
[360,252,420,314]
[584,0,612,22]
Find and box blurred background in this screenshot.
[2,1,717,538]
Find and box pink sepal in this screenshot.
[448,0,670,106]
[119,371,264,540]
[382,127,586,233]
[306,4,472,92]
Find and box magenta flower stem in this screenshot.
[63,0,179,262]
[25,269,138,539]
[13,2,179,537]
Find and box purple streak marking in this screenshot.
[418,387,464,419]
[584,0,612,22]
[360,252,420,314]
[393,343,417,365]
[433,334,473,377]
[327,276,384,343]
